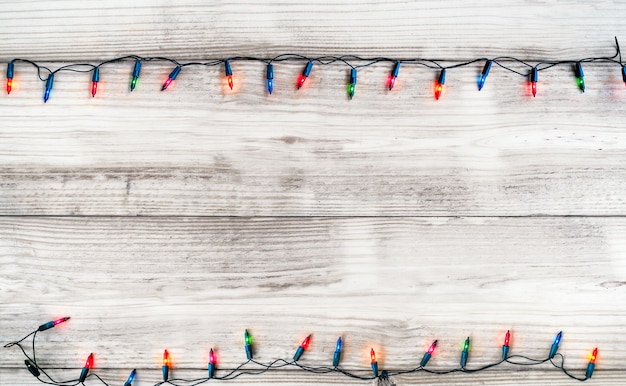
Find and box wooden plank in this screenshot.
[1,368,624,386]
[1,216,624,373]
[0,0,623,60]
[1,61,625,216]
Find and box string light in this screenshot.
[78,353,93,383]
[420,340,437,367]
[123,369,136,386]
[37,317,70,332]
[549,331,562,359]
[3,318,603,385]
[208,348,216,379]
[435,68,446,100]
[162,349,171,381]
[530,67,538,97]
[130,59,141,91]
[388,61,400,90]
[348,68,357,99]
[244,329,253,360]
[297,60,313,89]
[293,334,311,361]
[460,337,470,368]
[502,330,511,360]
[6,61,14,94]
[370,348,378,377]
[225,59,233,90]
[574,62,585,92]
[585,348,597,379]
[478,60,492,91]
[3,38,624,101]
[266,63,274,94]
[161,66,181,91]
[332,337,342,367]
[43,74,53,103]
[91,67,100,97]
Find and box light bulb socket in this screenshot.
[38,321,55,332]
[168,66,181,80]
[78,367,89,383]
[548,343,559,359]
[332,351,341,367]
[420,352,431,367]
[530,67,538,83]
[502,345,510,360]
[245,344,253,360]
[574,62,584,78]
[460,351,468,368]
[391,61,401,78]
[303,61,313,77]
[293,346,304,361]
[162,365,169,381]
[481,60,492,77]
[371,362,379,377]
[349,68,357,85]
[208,362,215,379]
[92,67,100,83]
[585,362,595,379]
[224,60,233,76]
[621,66,626,83]
[266,64,274,80]
[7,61,14,79]
[132,60,142,78]
[438,68,447,85]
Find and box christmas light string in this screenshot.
[3,37,624,102]
[4,318,599,386]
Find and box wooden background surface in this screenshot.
[1,1,626,385]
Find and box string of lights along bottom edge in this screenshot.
[4,317,599,386]
[2,37,626,102]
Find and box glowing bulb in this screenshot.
[130,60,141,92]
[574,62,585,92]
[208,348,216,379]
[162,349,171,381]
[6,61,14,95]
[530,67,538,97]
[348,68,357,99]
[123,369,136,386]
[388,61,400,90]
[225,60,233,90]
[161,66,181,91]
[586,348,598,378]
[548,331,562,359]
[244,329,253,359]
[38,316,70,332]
[266,63,274,94]
[460,337,470,368]
[43,74,54,103]
[293,334,312,361]
[478,60,492,91]
[502,330,511,360]
[91,67,99,98]
[420,340,437,367]
[297,60,313,89]
[435,68,446,100]
[370,348,379,377]
[333,337,342,367]
[78,353,93,382]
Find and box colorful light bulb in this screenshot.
[123,369,136,386]
[502,330,511,359]
[333,337,342,367]
[225,60,233,90]
[91,67,99,98]
[244,329,253,359]
[6,61,14,95]
[435,68,446,100]
[574,62,585,92]
[130,60,141,92]
[348,68,357,99]
[266,63,274,95]
[78,353,93,382]
[293,334,311,361]
[548,331,562,359]
[162,349,171,381]
[297,60,313,89]
[37,316,70,332]
[530,67,538,97]
[208,348,216,379]
[420,340,437,367]
[585,348,598,378]
[24,359,40,377]
[388,61,400,91]
[478,60,492,91]
[370,348,379,377]
[161,66,181,91]
[43,74,54,103]
[460,337,470,368]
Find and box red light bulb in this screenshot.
[163,349,171,366]
[301,335,311,350]
[209,348,216,365]
[504,330,510,347]
[589,348,598,364]
[427,340,437,355]
[224,60,234,90]
[370,348,376,363]
[434,68,446,100]
[84,353,94,369]
[6,78,12,94]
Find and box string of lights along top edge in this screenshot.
[3,37,625,102]
[4,317,600,386]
